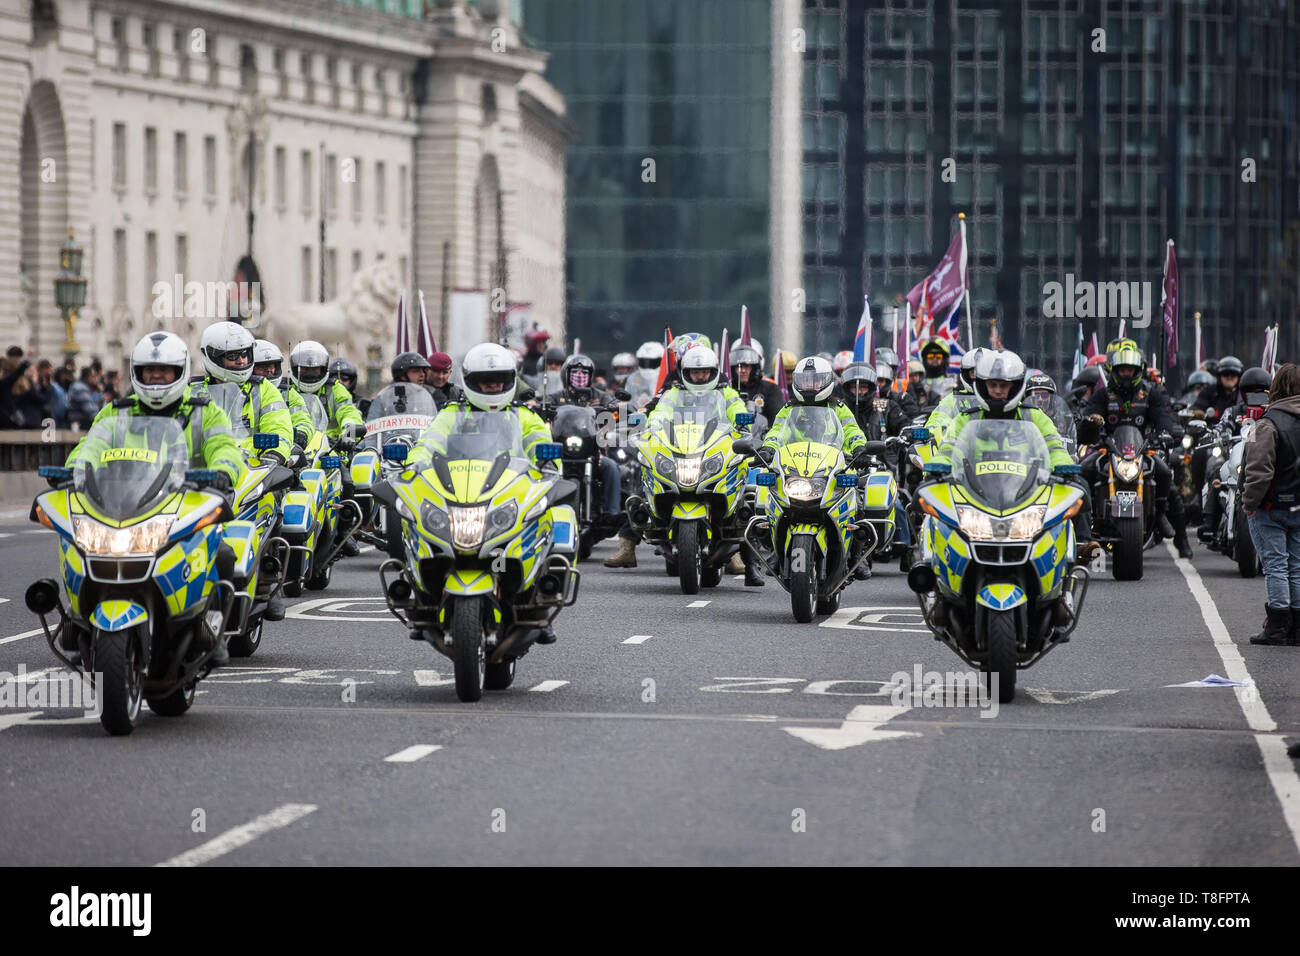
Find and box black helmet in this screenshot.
[330,357,359,393]
[1073,365,1104,391]
[560,353,596,396]
[1026,371,1056,394]
[1217,356,1244,377]
[391,351,431,382]
[1239,366,1272,404]
[840,362,878,410]
[1187,370,1214,388]
[544,346,566,367]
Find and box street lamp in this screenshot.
[53,229,87,361]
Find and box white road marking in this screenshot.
[0,533,11,540]
[0,711,45,732]
[687,600,710,608]
[0,666,57,685]
[528,680,568,692]
[22,529,53,535]
[622,635,652,645]
[154,803,318,867]
[782,704,921,750]
[0,628,43,645]
[1168,540,1300,857]
[284,597,392,623]
[384,745,442,762]
[0,597,9,604]
[820,605,929,632]
[413,669,455,686]
[1024,688,1122,705]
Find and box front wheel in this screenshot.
[228,618,263,658]
[790,536,816,623]
[815,590,840,615]
[1235,503,1258,578]
[676,520,701,595]
[450,597,486,703]
[485,658,516,690]
[96,629,144,736]
[1112,515,1144,581]
[146,680,196,717]
[984,609,1017,704]
[305,560,332,592]
[385,506,404,560]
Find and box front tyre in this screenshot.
[485,658,516,690]
[984,609,1017,704]
[1112,515,1144,581]
[677,520,701,595]
[790,536,815,624]
[146,680,196,717]
[450,597,486,703]
[96,629,144,736]
[815,590,841,615]
[227,619,263,658]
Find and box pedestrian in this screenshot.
[1241,362,1300,646]
[66,365,102,429]
[16,358,56,427]
[1,345,32,428]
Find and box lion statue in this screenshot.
[257,258,404,363]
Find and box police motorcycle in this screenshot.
[26,418,244,735]
[624,390,755,594]
[351,382,439,558]
[371,412,580,703]
[203,383,295,656]
[909,418,1090,703]
[735,406,893,622]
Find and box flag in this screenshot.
[415,289,436,359]
[1160,239,1179,370]
[905,230,968,331]
[775,353,790,400]
[853,296,873,362]
[655,328,674,393]
[1072,323,1086,381]
[1263,325,1278,376]
[1194,313,1207,368]
[719,327,731,379]
[913,301,966,373]
[738,305,752,347]
[989,317,1002,350]
[1085,332,1099,361]
[574,338,582,355]
[1118,318,1127,339]
[395,289,409,355]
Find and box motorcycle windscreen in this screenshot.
[1023,391,1076,443]
[302,393,331,434]
[773,405,843,478]
[70,415,190,521]
[664,391,730,452]
[206,382,252,442]
[364,383,437,448]
[552,404,598,439]
[948,418,1052,513]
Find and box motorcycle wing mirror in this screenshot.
[614,389,632,403]
[382,443,409,462]
[732,437,757,456]
[370,480,398,509]
[735,412,755,428]
[253,432,281,450]
[263,465,298,496]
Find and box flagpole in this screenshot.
[1194,311,1202,369]
[958,212,974,350]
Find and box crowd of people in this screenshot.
[0,346,122,430]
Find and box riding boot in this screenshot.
[603,537,638,568]
[1250,605,1293,646]
[742,544,764,586]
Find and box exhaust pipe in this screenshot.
[907,563,936,594]
[25,579,60,616]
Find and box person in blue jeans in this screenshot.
[1241,363,1300,646]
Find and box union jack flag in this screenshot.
[912,301,966,373]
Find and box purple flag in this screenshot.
[905,231,968,319]
[415,289,436,358]
[1161,240,1179,370]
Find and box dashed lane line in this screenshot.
[384,745,442,762]
[154,803,318,867]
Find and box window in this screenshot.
[300,150,313,212]
[89,119,95,189]
[175,233,188,279]
[112,123,126,189]
[302,51,315,101]
[203,135,217,197]
[111,16,127,71]
[274,48,286,96]
[174,132,188,194]
[143,127,157,193]
[375,161,386,220]
[398,256,408,287]
[301,246,313,301]
[351,158,362,220]
[326,248,338,299]
[239,44,257,92]
[325,153,338,215]
[174,27,189,82]
[144,231,158,305]
[351,250,362,277]
[207,31,218,87]
[113,228,127,306]
[142,23,159,76]
[274,146,286,207]
[398,164,408,226]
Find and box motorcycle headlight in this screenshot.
[675,456,702,487]
[1008,506,1046,539]
[787,477,822,501]
[74,515,174,556]
[485,500,519,539]
[565,436,584,454]
[956,506,996,541]
[419,499,449,538]
[1181,435,1192,450]
[449,505,487,551]
[700,453,724,480]
[654,453,676,481]
[1211,446,1223,460]
[395,494,415,522]
[1114,458,1142,482]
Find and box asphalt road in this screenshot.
[1,510,1298,866]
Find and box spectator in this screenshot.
[44,360,69,427]
[1242,363,1300,646]
[1,346,32,428]
[520,329,550,378]
[102,369,121,403]
[66,365,103,429]
[16,359,55,427]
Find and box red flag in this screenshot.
[395,289,409,355]
[415,289,436,359]
[1085,332,1099,360]
[1161,239,1179,370]
[655,328,674,393]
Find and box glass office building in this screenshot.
[804,0,1300,383]
[522,0,773,360]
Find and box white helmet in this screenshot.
[461,342,518,412]
[130,331,191,411]
[832,350,854,375]
[959,347,987,392]
[253,339,283,378]
[289,340,331,395]
[790,355,836,403]
[635,341,665,370]
[679,346,720,393]
[200,321,255,384]
[611,351,636,371]
[973,349,1028,415]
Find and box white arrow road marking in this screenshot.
[622,635,652,645]
[528,680,568,692]
[821,605,929,632]
[0,597,9,604]
[0,666,57,685]
[1024,689,1122,705]
[0,711,98,732]
[782,704,921,751]
[284,597,393,622]
[0,533,11,539]
[155,803,318,867]
[413,670,456,687]
[384,745,442,763]
[687,600,710,608]
[0,628,43,645]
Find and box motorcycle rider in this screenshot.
[604,345,749,575]
[426,352,462,406]
[391,351,432,389]
[555,353,623,524]
[67,332,245,666]
[842,361,911,573]
[197,322,293,464]
[1180,368,1214,406]
[330,358,364,415]
[918,338,957,403]
[625,341,664,407]
[730,341,785,428]
[931,349,1098,562]
[905,359,929,409]
[875,346,920,417]
[1080,338,1191,558]
[610,352,637,390]
[1192,356,1245,536]
[1068,365,1106,417]
[253,339,313,452]
[925,347,985,443]
[520,328,551,378]
[1200,366,1273,547]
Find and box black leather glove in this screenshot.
[294,427,311,448]
[755,445,776,466]
[211,471,234,494]
[261,449,286,466]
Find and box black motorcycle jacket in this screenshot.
[1083,381,1182,441]
[1192,382,1242,421]
[734,377,785,423]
